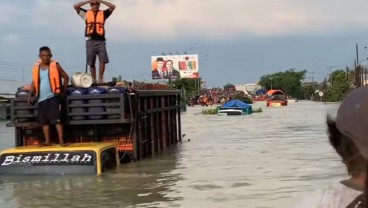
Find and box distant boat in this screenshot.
[218,99,252,116]
[266,90,288,107]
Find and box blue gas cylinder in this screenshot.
[68,88,88,120]
[15,89,31,122]
[106,87,126,119]
[87,87,107,120]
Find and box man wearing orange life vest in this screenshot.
[27,46,69,146]
[73,0,116,83]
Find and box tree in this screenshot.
[301,83,317,100]
[171,78,201,97]
[323,69,350,102]
[223,83,235,90]
[111,75,122,82]
[258,69,307,98]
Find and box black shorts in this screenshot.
[37,96,62,125]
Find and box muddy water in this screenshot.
[0,101,344,208]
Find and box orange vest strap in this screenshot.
[32,61,61,96]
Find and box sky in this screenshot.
[1,0,368,93]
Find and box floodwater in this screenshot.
[0,101,345,208]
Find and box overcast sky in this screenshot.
[1,0,368,92]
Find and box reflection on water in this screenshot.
[0,101,344,208]
[0,148,182,208]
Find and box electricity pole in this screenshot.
[356,43,359,65]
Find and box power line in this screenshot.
[0,60,30,67]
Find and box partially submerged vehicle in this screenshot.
[1,84,182,175]
[266,90,288,107]
[0,143,118,175]
[217,99,252,116]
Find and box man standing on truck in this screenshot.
[73,0,116,83]
[27,46,69,146]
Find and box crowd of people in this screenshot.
[187,88,250,106]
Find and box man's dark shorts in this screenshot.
[86,40,109,66]
[37,96,62,125]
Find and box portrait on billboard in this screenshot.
[163,60,180,79]
[151,55,199,80]
[152,57,165,79]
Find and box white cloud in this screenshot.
[107,0,368,42]
[2,0,368,42]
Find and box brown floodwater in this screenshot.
[0,101,344,208]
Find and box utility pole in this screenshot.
[346,66,349,91]
[270,77,273,90]
[355,65,363,87]
[308,75,315,101]
[197,77,201,94]
[309,72,315,83]
[356,43,359,66]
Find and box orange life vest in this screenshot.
[32,60,61,97]
[85,10,105,36]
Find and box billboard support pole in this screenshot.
[197,77,200,95]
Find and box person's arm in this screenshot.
[97,0,116,12]
[27,82,36,105]
[73,0,92,13]
[56,63,69,96]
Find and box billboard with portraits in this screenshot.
[151,54,199,79]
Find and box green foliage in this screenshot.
[300,82,317,100]
[171,78,201,97]
[300,67,352,102]
[201,108,218,115]
[258,69,307,99]
[323,69,350,102]
[111,75,123,82]
[223,83,235,90]
[252,108,263,113]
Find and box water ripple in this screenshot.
[0,101,344,208]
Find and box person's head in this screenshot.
[165,60,174,70]
[328,86,368,177]
[156,57,164,70]
[38,46,52,65]
[327,116,366,177]
[90,1,100,12]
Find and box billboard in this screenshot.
[151,54,199,79]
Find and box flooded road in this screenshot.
[0,101,345,208]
